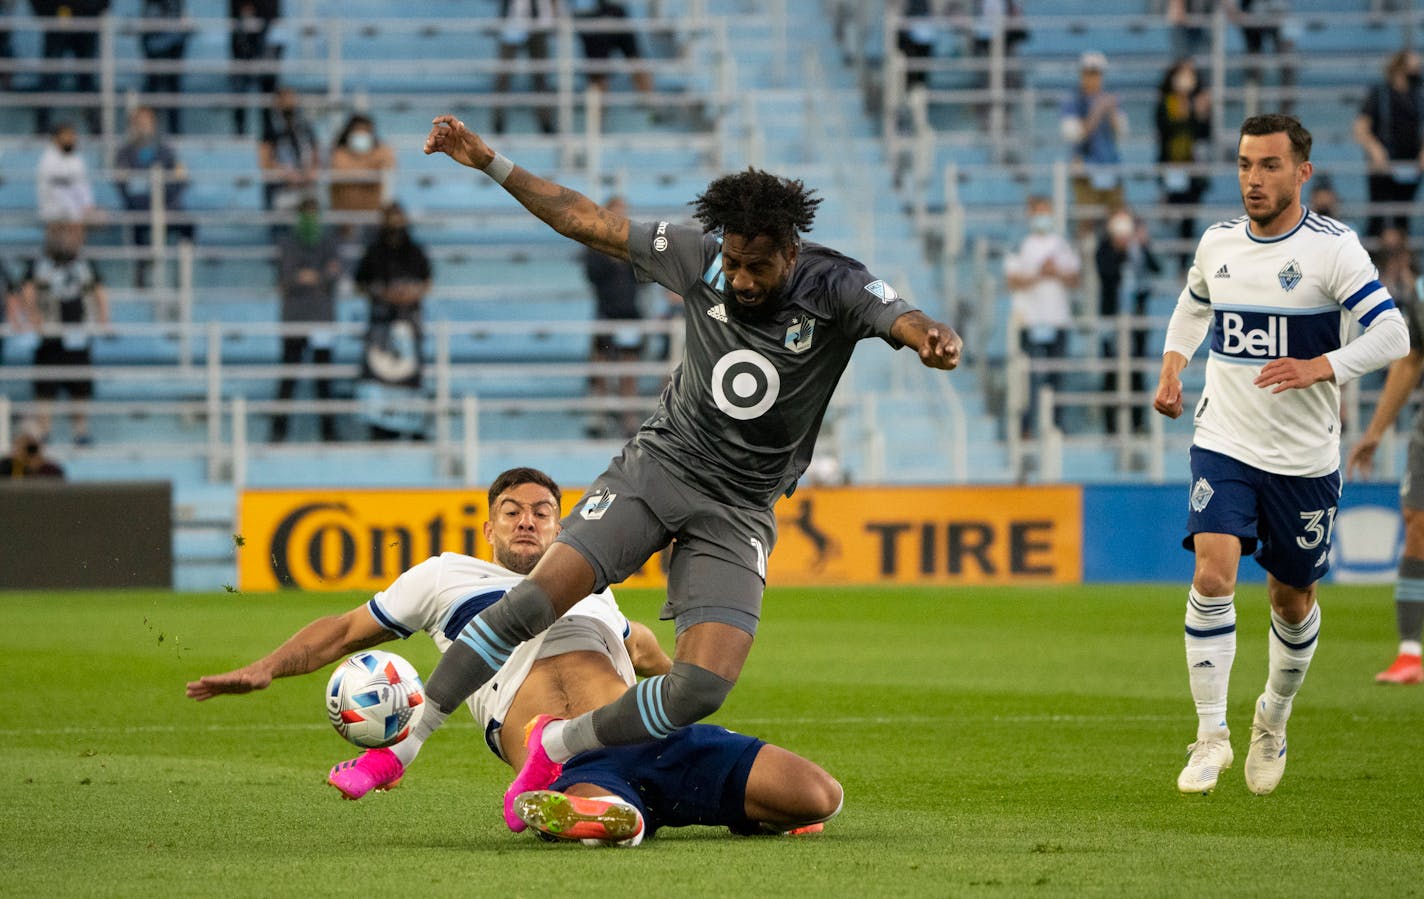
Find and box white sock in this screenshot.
[540,718,576,763]
[391,703,452,766]
[1401,640,1422,657]
[1261,604,1320,729]
[1184,588,1236,741]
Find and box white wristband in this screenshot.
[483,153,514,185]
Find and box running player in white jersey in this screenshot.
[1154,114,1410,796]
[186,468,842,844]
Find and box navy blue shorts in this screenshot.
[548,723,766,837]
[1185,446,1342,588]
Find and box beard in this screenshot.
[724,281,787,322]
[1244,191,1294,229]
[493,544,541,576]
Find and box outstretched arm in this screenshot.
[423,115,630,259]
[185,607,391,700]
[890,310,962,371]
[1347,347,1424,478]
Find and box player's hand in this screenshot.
[1253,356,1334,394]
[919,327,961,370]
[185,666,273,701]
[423,115,494,170]
[1153,375,1183,419]
[1345,435,1380,479]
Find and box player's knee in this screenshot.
[663,661,735,727]
[1192,572,1235,599]
[802,770,844,824]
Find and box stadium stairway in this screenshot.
[720,0,1010,484]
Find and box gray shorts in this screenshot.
[1403,432,1424,510]
[536,614,620,662]
[556,442,776,636]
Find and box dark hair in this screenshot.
[1239,113,1312,162]
[487,467,561,510]
[335,113,377,150]
[690,168,822,249]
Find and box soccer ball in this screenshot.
[325,650,425,749]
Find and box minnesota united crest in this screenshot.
[1277,259,1303,292]
[784,313,816,353]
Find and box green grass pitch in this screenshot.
[2,584,1420,898]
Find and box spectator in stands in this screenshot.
[15,221,109,445]
[1060,50,1126,216]
[896,0,936,90]
[968,0,1028,123]
[492,0,559,134]
[36,123,94,227]
[1095,207,1160,436]
[571,0,654,96]
[1354,49,1424,238]
[1165,0,1212,60]
[0,424,65,479]
[1232,0,1295,114]
[139,0,189,135]
[1374,227,1420,310]
[1155,57,1212,270]
[329,113,396,242]
[354,203,432,441]
[230,0,280,136]
[30,0,107,135]
[581,195,645,438]
[258,86,320,229]
[0,0,15,92]
[1,261,16,362]
[1005,195,1080,438]
[272,196,342,443]
[1309,173,1341,221]
[115,105,191,288]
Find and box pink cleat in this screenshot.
[1375,653,1423,685]
[328,748,404,800]
[503,715,564,831]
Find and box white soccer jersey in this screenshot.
[364,552,634,757]
[1165,210,1408,477]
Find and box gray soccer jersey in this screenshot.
[627,219,915,507]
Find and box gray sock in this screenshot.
[564,661,734,754]
[1396,557,1424,644]
[423,579,558,713]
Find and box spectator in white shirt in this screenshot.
[36,123,94,225]
[1005,195,1082,438]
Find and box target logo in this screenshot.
[711,350,779,421]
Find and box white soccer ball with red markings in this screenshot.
[325,650,425,749]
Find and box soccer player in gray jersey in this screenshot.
[325,115,962,827]
[1347,290,1424,686]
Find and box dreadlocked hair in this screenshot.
[690,168,822,249]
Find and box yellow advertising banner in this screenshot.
[238,485,1082,592]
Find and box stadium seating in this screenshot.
[2,1,1422,587]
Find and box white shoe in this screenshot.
[1244,698,1287,795]
[1177,736,1233,794]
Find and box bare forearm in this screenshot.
[257,615,367,680]
[500,166,630,259]
[1365,353,1424,439]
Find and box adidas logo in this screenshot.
[1280,668,1302,674]
[707,303,728,322]
[1214,265,1230,278]
[1192,660,1215,668]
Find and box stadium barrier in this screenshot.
[0,479,172,589]
[234,481,1403,591]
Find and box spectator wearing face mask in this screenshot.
[1005,195,1081,438]
[1095,208,1160,435]
[1155,56,1212,270]
[115,105,192,288]
[272,196,343,443]
[36,123,94,226]
[329,114,396,241]
[1355,49,1424,237]
[354,203,432,441]
[258,87,319,225]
